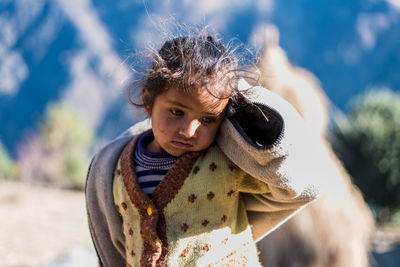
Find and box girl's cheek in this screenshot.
[161,117,180,131]
[202,126,217,140]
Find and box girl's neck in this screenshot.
[138,130,173,158]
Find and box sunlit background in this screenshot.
[1,0,400,266]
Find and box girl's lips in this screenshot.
[171,140,193,149]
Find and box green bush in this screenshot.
[17,103,94,190]
[40,103,94,189]
[332,88,400,223]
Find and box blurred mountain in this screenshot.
[1,0,400,156]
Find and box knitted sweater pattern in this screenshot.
[114,137,269,266]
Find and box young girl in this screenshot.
[86,33,322,267]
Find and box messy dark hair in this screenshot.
[127,30,256,114]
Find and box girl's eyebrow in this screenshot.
[165,100,190,110]
[165,100,220,116]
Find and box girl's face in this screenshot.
[144,87,229,157]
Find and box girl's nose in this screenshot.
[179,119,201,138]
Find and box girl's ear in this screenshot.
[142,87,151,115]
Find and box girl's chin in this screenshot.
[165,147,188,157]
[163,144,196,157]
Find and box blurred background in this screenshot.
[1,0,400,266]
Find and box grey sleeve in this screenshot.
[85,136,134,267]
[217,80,323,201]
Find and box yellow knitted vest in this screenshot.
[114,144,269,266]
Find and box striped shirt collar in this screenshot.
[135,130,177,169]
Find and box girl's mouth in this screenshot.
[171,140,193,149]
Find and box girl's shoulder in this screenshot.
[87,134,135,184]
[90,119,152,174]
[86,120,151,190]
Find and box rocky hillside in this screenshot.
[1,0,400,157]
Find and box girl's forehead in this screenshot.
[162,87,229,114]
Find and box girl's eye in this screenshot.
[201,117,216,124]
[170,109,184,116]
